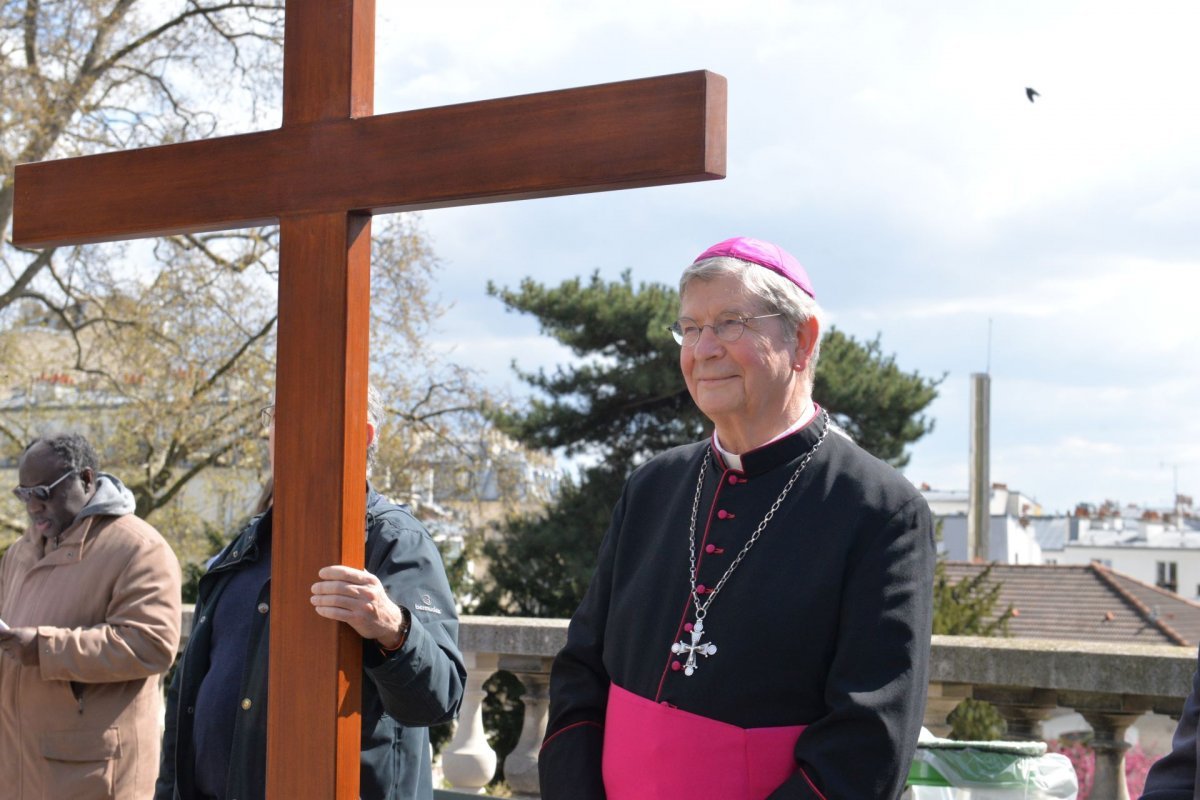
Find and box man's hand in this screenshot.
[0,627,39,666]
[311,565,408,648]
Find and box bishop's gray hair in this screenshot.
[680,256,825,380]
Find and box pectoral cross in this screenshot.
[671,618,718,676]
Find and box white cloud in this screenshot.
[368,0,1200,510]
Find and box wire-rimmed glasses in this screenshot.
[667,314,782,347]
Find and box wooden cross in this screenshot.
[12,1,725,796]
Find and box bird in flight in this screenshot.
[1026,87,1040,102]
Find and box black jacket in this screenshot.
[155,488,465,800]
[539,419,935,799]
[1143,646,1200,799]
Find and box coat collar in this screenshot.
[211,483,385,572]
[711,408,829,478]
[21,515,104,565]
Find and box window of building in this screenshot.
[1156,561,1178,593]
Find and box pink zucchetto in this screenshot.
[693,236,815,299]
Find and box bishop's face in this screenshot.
[678,274,801,450]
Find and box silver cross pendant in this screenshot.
[670,618,718,676]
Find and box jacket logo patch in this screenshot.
[415,592,442,615]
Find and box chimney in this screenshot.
[968,373,990,561]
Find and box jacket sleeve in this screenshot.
[769,494,936,800]
[1142,650,1200,799]
[361,514,466,727]
[36,527,183,684]
[538,487,629,800]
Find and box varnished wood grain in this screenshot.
[283,0,374,123]
[12,71,726,247]
[267,4,375,798]
[269,210,371,799]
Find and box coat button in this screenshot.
[717,509,735,519]
[727,475,739,485]
[241,698,253,710]
[705,544,716,553]
[696,584,707,595]
[671,660,682,671]
[257,603,269,614]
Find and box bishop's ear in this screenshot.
[794,316,820,371]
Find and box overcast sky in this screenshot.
[367,0,1200,514]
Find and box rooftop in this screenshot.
[941,561,1200,646]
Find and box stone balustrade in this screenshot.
[178,609,1197,799]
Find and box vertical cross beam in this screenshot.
[267,2,373,797]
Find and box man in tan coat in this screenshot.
[0,433,182,799]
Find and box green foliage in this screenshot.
[476,465,626,618]
[181,524,232,605]
[479,272,940,617]
[815,331,940,468]
[932,560,1014,637]
[486,271,706,465]
[481,671,525,786]
[947,699,1008,741]
[931,555,1014,740]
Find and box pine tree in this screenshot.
[476,271,941,616]
[932,561,1014,636]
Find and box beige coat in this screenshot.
[0,512,181,799]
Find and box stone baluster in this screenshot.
[924,682,973,737]
[1058,689,1154,800]
[972,686,1058,740]
[502,656,554,797]
[1079,709,1146,800]
[442,651,500,794]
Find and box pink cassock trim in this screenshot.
[602,683,807,799]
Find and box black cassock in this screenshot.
[540,411,935,799]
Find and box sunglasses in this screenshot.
[12,469,77,502]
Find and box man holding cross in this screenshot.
[540,237,935,799]
[156,387,465,800]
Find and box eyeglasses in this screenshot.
[260,404,276,429]
[13,469,77,502]
[668,314,782,347]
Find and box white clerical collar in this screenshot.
[713,402,818,472]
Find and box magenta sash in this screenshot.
[601,683,806,799]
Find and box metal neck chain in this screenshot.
[686,410,831,623]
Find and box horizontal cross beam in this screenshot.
[13,70,725,247]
